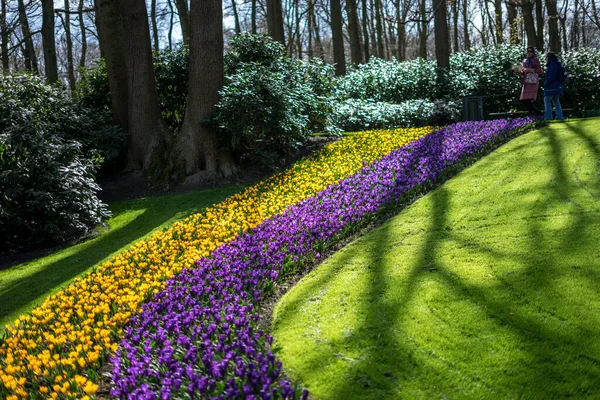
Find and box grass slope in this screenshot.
[272,118,600,399]
[0,184,246,332]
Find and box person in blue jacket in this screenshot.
[544,52,564,120]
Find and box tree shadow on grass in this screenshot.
[0,185,246,330]
[274,121,600,398]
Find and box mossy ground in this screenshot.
[272,118,600,399]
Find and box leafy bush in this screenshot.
[2,74,125,164]
[0,120,110,251]
[216,33,337,166]
[561,47,600,113]
[335,98,461,131]
[0,74,116,251]
[336,57,439,103]
[154,47,189,131]
[447,45,524,113]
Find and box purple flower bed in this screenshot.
[110,118,537,399]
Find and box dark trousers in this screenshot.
[521,99,541,115]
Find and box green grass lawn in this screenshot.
[0,184,247,332]
[272,118,600,399]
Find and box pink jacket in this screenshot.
[520,56,543,101]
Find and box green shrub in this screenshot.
[154,47,189,131]
[335,98,461,131]
[0,120,110,251]
[0,74,116,252]
[337,57,439,103]
[1,74,125,164]
[216,33,337,166]
[561,48,600,114]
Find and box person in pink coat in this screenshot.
[519,46,543,115]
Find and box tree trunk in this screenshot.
[433,0,450,67]
[494,0,503,43]
[96,0,129,131]
[313,11,325,60]
[462,0,470,50]
[507,0,518,44]
[267,0,286,45]
[374,0,384,57]
[396,0,406,60]
[346,0,362,64]
[41,0,58,82]
[362,0,370,61]
[307,0,314,57]
[118,0,170,172]
[451,0,459,51]
[330,0,346,74]
[546,0,560,52]
[78,0,87,68]
[232,0,241,34]
[571,0,578,49]
[295,0,302,58]
[175,0,236,180]
[521,0,537,48]
[251,0,257,33]
[419,0,427,59]
[62,0,76,93]
[151,0,159,51]
[174,0,191,45]
[1,0,9,73]
[168,0,174,49]
[18,0,38,73]
[535,0,544,50]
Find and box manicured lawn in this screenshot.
[272,118,600,399]
[0,184,246,332]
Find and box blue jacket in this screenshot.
[544,59,564,96]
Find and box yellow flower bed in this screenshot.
[0,127,431,398]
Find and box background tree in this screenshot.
[41,0,58,82]
[267,0,286,44]
[433,0,450,66]
[330,0,346,74]
[95,0,129,130]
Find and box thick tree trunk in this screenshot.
[546,0,560,52]
[118,0,170,172]
[495,0,503,43]
[307,0,314,57]
[1,0,9,73]
[433,0,450,67]
[41,0,58,82]
[462,0,470,50]
[419,0,427,59]
[362,0,370,61]
[175,0,236,180]
[62,0,76,93]
[507,0,518,44]
[96,0,129,131]
[174,0,190,45]
[267,0,286,45]
[521,0,537,48]
[151,0,159,51]
[346,0,362,64]
[78,0,87,68]
[18,0,38,73]
[535,0,544,50]
[330,0,346,74]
